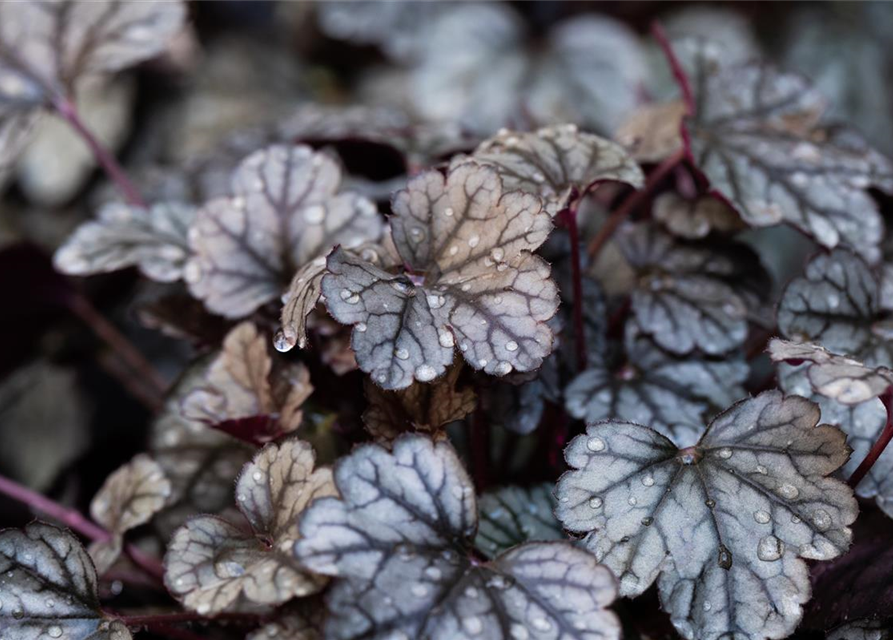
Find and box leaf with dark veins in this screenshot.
[54,202,195,282]
[678,38,893,259]
[459,124,643,216]
[322,163,559,390]
[556,390,857,640]
[475,484,565,558]
[164,439,334,614]
[296,434,621,640]
[0,522,132,640]
[185,144,383,318]
[615,222,764,355]
[566,323,748,447]
[88,454,171,574]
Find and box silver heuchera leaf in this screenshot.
[296,434,620,640]
[164,439,334,614]
[768,339,893,405]
[566,323,748,447]
[185,144,382,318]
[89,454,171,574]
[0,522,132,640]
[475,484,565,558]
[54,202,195,282]
[616,222,760,355]
[556,390,858,640]
[681,38,893,259]
[828,620,891,640]
[322,163,559,390]
[459,124,643,216]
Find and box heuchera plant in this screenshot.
[3,2,893,640]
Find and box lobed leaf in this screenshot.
[54,202,195,282]
[297,434,621,640]
[556,390,857,640]
[89,454,171,574]
[164,439,334,614]
[474,484,565,558]
[322,163,559,389]
[0,522,132,640]
[185,144,383,319]
[459,124,643,216]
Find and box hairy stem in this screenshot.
[587,148,686,260]
[51,97,146,207]
[69,294,167,411]
[848,389,893,489]
[559,201,587,372]
[0,474,165,581]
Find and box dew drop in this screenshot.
[395,348,410,360]
[828,293,840,309]
[641,516,654,526]
[495,362,513,375]
[791,515,802,524]
[479,359,488,367]
[463,616,483,635]
[530,616,551,631]
[505,340,519,352]
[812,509,832,531]
[755,465,768,475]
[339,289,360,304]
[705,498,716,509]
[425,566,442,580]
[717,447,733,459]
[252,471,263,482]
[449,246,459,256]
[461,283,471,292]
[589,496,603,509]
[411,584,429,598]
[409,227,426,242]
[12,607,23,620]
[587,437,606,452]
[415,365,437,382]
[303,205,325,224]
[628,496,638,506]
[490,248,504,261]
[753,510,771,524]
[777,483,799,500]
[426,294,446,309]
[703,601,712,612]
[438,331,454,348]
[717,545,733,569]
[273,329,295,352]
[510,623,529,640]
[642,475,655,487]
[468,235,480,248]
[443,207,455,217]
[757,535,784,562]
[47,626,63,639]
[465,586,479,599]
[531,171,545,183]
[356,322,367,332]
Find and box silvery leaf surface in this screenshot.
[474,484,565,558]
[556,390,857,640]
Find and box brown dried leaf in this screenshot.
[615,100,687,163]
[652,193,744,239]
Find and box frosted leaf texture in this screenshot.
[54,202,195,282]
[460,124,643,216]
[185,144,383,319]
[0,522,132,640]
[556,390,857,640]
[679,38,893,259]
[164,439,335,614]
[296,434,621,640]
[322,163,559,390]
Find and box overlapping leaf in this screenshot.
[362,362,476,441]
[164,439,335,614]
[184,144,383,321]
[566,323,748,446]
[297,434,620,640]
[89,454,171,574]
[614,100,687,163]
[0,0,185,169]
[776,249,893,516]
[556,390,858,640]
[458,124,643,216]
[0,522,132,640]
[652,193,744,239]
[54,202,195,282]
[181,322,313,444]
[675,37,893,259]
[322,163,559,390]
[828,621,891,640]
[475,484,565,558]
[410,3,648,135]
[615,222,766,355]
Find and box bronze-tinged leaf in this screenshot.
[88,454,171,574]
[362,362,476,440]
[164,439,334,615]
[296,434,621,640]
[185,144,383,319]
[556,390,858,640]
[0,522,132,640]
[615,100,687,163]
[181,322,313,442]
[652,193,744,239]
[322,162,559,390]
[54,202,195,282]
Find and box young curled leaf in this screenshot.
[458,124,644,216]
[362,362,476,441]
[565,323,748,446]
[677,38,893,259]
[182,322,313,444]
[768,339,893,405]
[615,222,765,355]
[164,439,335,614]
[322,163,559,390]
[296,434,620,640]
[652,193,744,239]
[475,484,564,558]
[185,144,383,319]
[54,202,195,282]
[0,522,132,640]
[88,454,171,574]
[556,390,858,640]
